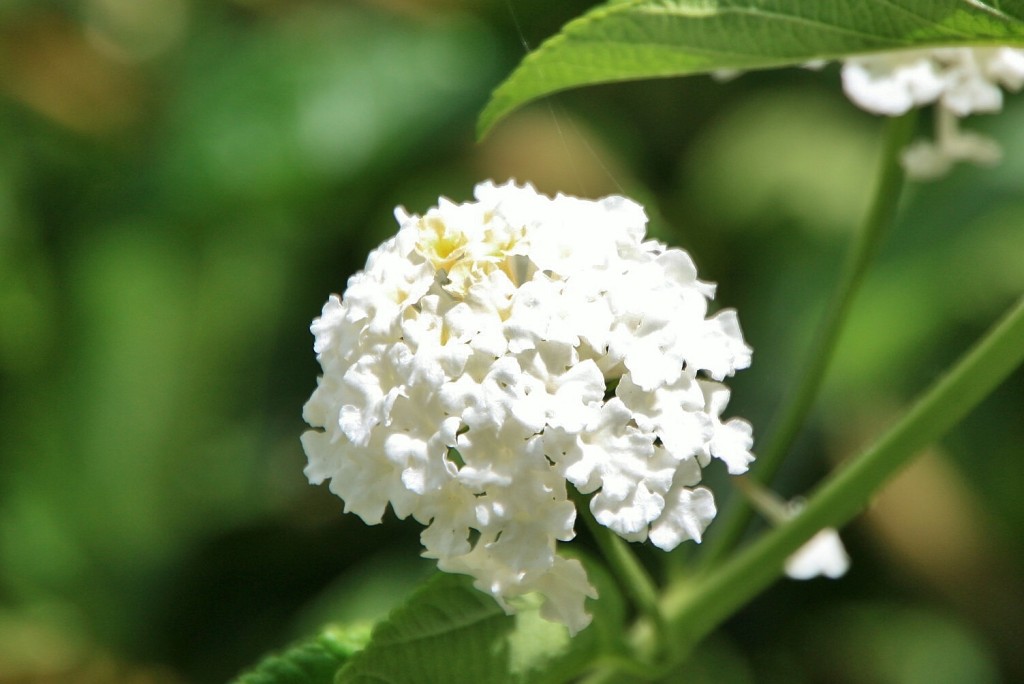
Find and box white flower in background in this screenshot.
[841,47,1024,179]
[301,181,753,634]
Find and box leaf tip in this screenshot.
[476,92,509,142]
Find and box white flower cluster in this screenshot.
[841,47,1024,178]
[301,181,753,634]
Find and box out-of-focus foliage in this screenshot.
[0,1,1021,682]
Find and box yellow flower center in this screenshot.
[416,215,470,274]
[413,210,528,296]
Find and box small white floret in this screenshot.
[785,527,851,580]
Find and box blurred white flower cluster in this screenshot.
[841,47,1024,178]
[301,181,753,634]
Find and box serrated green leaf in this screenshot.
[232,624,373,684]
[337,555,625,684]
[479,0,1024,137]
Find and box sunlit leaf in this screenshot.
[479,0,1024,137]
[232,624,372,684]
[337,555,625,684]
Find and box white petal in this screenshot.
[785,528,851,580]
[649,485,717,551]
[534,556,599,637]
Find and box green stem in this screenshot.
[700,111,919,568]
[570,487,669,660]
[731,475,791,525]
[663,293,1024,650]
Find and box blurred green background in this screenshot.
[1,1,1022,682]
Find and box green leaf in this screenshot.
[479,0,1024,137]
[337,556,625,684]
[232,624,373,684]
